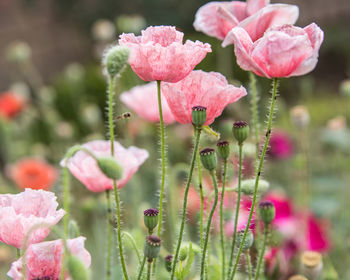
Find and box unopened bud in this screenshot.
[144,236,161,261]
[300,251,323,280]
[191,106,207,129]
[236,230,254,250]
[259,201,275,225]
[97,157,123,180]
[217,140,230,160]
[200,148,217,171]
[68,255,90,280]
[103,45,129,77]
[143,208,159,234]
[233,121,249,144]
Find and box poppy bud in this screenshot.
[259,201,276,225]
[68,255,90,280]
[144,235,161,261]
[236,230,254,250]
[165,255,173,272]
[200,148,217,171]
[217,140,230,160]
[233,121,249,144]
[104,45,129,77]
[191,106,207,129]
[97,157,123,180]
[143,208,159,234]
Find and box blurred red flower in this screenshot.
[0,92,24,119]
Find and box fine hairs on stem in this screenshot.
[229,78,279,280]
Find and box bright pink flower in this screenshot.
[120,82,176,124]
[119,26,211,82]
[223,23,324,78]
[62,140,149,192]
[162,70,247,125]
[7,237,91,280]
[0,189,65,249]
[269,131,294,159]
[194,0,298,41]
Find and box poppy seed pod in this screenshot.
[144,235,162,261]
[233,121,250,144]
[236,230,254,250]
[97,157,123,180]
[217,140,230,159]
[200,148,217,171]
[143,208,159,233]
[191,106,207,129]
[259,201,276,224]
[165,255,173,272]
[104,45,129,77]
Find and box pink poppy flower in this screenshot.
[7,237,91,280]
[194,0,298,41]
[62,140,149,192]
[223,23,324,78]
[162,70,247,125]
[120,82,176,124]
[119,26,211,82]
[0,189,65,249]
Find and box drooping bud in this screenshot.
[179,246,188,262]
[103,45,129,77]
[232,121,250,144]
[68,255,90,280]
[144,235,162,261]
[300,251,323,280]
[216,140,230,160]
[143,208,159,234]
[165,255,173,272]
[259,201,276,225]
[97,157,123,180]
[236,230,254,250]
[191,106,207,129]
[200,148,217,171]
[288,275,307,280]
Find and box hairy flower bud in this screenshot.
[217,140,230,159]
[191,106,207,129]
[104,45,129,77]
[143,208,159,233]
[144,235,161,261]
[97,157,123,180]
[233,121,249,144]
[200,148,217,171]
[259,201,276,225]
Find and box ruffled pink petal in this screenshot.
[120,82,176,124]
[246,0,269,16]
[239,4,299,42]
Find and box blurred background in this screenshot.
[0,0,349,279]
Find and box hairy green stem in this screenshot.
[255,226,269,280]
[170,128,202,280]
[137,256,147,280]
[229,78,279,280]
[246,250,252,280]
[106,190,112,280]
[108,76,129,280]
[200,170,219,280]
[220,160,228,279]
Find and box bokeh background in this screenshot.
[0,0,350,279]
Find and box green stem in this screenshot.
[228,143,243,275]
[137,256,147,280]
[170,128,202,280]
[254,226,269,280]
[220,160,228,279]
[229,78,279,280]
[249,72,259,164]
[246,250,252,280]
[108,76,129,280]
[106,190,112,280]
[200,170,219,280]
[147,261,152,280]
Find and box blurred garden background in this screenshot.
[0,0,350,279]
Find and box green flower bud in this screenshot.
[97,157,123,180]
[144,235,161,261]
[191,106,207,129]
[165,255,173,272]
[200,148,217,171]
[68,255,90,280]
[143,208,159,234]
[232,121,250,144]
[104,45,129,77]
[179,246,188,262]
[259,201,276,224]
[236,230,254,250]
[216,140,230,159]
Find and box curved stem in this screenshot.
[249,72,259,164]
[220,160,228,279]
[200,170,219,280]
[246,250,252,280]
[254,226,269,280]
[170,128,202,280]
[229,78,279,280]
[137,256,147,280]
[108,76,129,280]
[106,190,112,280]
[228,143,243,275]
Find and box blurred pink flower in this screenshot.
[194,0,298,42]
[269,131,294,159]
[7,237,91,280]
[0,189,65,249]
[120,82,176,124]
[162,70,247,125]
[223,23,324,78]
[62,140,149,192]
[119,26,211,82]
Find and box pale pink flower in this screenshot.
[162,70,247,125]
[120,82,176,124]
[0,189,65,249]
[62,140,149,192]
[223,23,324,78]
[119,26,212,82]
[7,237,91,280]
[194,0,298,41]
